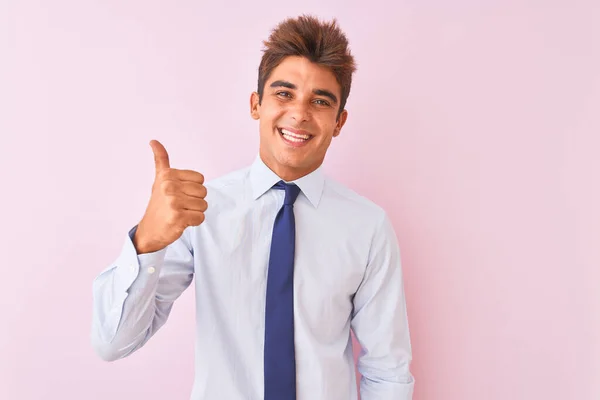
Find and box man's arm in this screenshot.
[350,211,415,399]
[90,224,194,361]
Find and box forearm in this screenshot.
[352,211,415,399]
[90,225,194,361]
[91,249,166,361]
[355,308,415,400]
[359,366,415,400]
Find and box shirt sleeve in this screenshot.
[350,211,415,399]
[90,224,195,361]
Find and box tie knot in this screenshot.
[273,180,301,205]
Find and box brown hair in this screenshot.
[257,15,357,119]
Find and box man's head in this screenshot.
[250,15,356,181]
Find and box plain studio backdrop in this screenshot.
[1,1,598,399]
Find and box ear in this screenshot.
[250,92,260,120]
[333,109,348,138]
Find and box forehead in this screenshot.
[267,56,341,96]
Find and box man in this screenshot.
[91,14,415,400]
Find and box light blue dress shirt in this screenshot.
[91,155,415,399]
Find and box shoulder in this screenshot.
[323,176,385,217]
[320,175,389,232]
[204,165,250,190]
[202,165,251,207]
[204,166,250,188]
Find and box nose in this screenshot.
[289,100,310,123]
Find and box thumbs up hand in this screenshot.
[133,140,208,254]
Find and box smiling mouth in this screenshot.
[278,127,313,143]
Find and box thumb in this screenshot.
[150,140,170,173]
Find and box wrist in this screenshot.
[133,227,161,254]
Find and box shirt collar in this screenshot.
[249,155,325,208]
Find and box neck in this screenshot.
[259,152,320,182]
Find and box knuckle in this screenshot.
[167,181,180,195]
[157,168,171,181]
[166,212,178,226]
[166,196,179,209]
[159,179,173,193]
[165,169,176,179]
[189,212,205,226]
[173,209,185,224]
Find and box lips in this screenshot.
[277,127,313,146]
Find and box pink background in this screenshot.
[2,1,599,399]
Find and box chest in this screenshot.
[192,199,370,303]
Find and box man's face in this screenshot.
[250,56,348,181]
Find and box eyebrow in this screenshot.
[269,80,339,104]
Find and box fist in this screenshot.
[133,140,208,254]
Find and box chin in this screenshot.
[275,152,306,168]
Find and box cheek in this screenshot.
[261,101,285,122]
[316,120,337,138]
[259,110,278,132]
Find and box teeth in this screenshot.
[281,128,310,140]
[284,134,306,143]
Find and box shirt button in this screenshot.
[147,266,156,274]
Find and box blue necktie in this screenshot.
[264,180,301,400]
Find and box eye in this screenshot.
[276,91,292,98]
[313,99,331,107]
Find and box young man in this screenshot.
[91,14,415,400]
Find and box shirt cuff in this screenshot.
[111,225,168,295]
